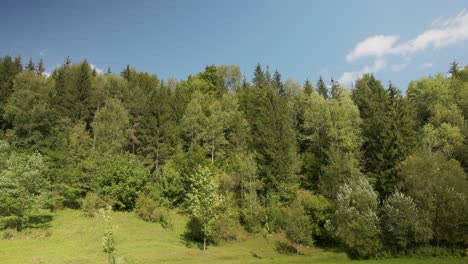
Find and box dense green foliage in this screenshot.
[0,55,467,258]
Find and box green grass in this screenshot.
[0,209,465,264]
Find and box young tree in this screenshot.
[325,177,381,258]
[380,192,432,251]
[0,151,49,230]
[101,206,117,264]
[285,201,314,250]
[186,166,219,251]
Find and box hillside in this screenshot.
[0,209,465,264]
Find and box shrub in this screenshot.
[2,229,14,240]
[0,216,21,230]
[94,153,148,210]
[299,189,333,243]
[275,241,298,255]
[285,202,313,247]
[380,192,432,251]
[134,193,159,223]
[158,209,173,229]
[81,192,112,217]
[325,177,382,258]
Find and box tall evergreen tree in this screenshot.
[316,76,328,98]
[138,83,177,174]
[303,79,313,95]
[273,69,284,97]
[25,58,35,72]
[75,60,94,124]
[36,57,45,75]
[0,55,23,130]
[242,86,298,202]
[252,63,266,89]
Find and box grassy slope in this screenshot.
[0,209,465,264]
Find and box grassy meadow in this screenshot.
[0,209,465,264]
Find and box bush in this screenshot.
[159,209,173,230]
[275,241,299,255]
[211,211,239,244]
[94,153,148,210]
[81,192,112,217]
[285,202,313,247]
[380,192,432,252]
[299,190,333,243]
[135,193,159,223]
[2,229,14,240]
[0,216,21,230]
[325,177,382,258]
[240,201,265,233]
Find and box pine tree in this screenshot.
[316,76,328,98]
[252,63,266,89]
[242,86,299,202]
[76,60,94,123]
[0,55,23,129]
[265,66,272,87]
[353,74,399,198]
[138,83,177,174]
[449,61,459,78]
[25,58,35,72]
[330,78,340,99]
[303,79,313,95]
[36,57,45,75]
[273,69,285,97]
[121,64,132,81]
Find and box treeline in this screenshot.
[0,55,467,257]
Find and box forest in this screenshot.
[0,55,467,262]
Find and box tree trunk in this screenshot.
[249,174,253,220]
[211,131,215,164]
[203,237,207,251]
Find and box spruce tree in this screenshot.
[303,79,313,95]
[273,69,284,96]
[36,57,45,75]
[252,63,266,89]
[316,76,328,98]
[25,58,35,72]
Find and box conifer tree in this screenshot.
[25,58,35,72]
[36,57,45,75]
[303,79,313,95]
[316,76,328,98]
[252,63,266,89]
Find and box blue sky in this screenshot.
[1,0,468,90]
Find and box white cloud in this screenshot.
[338,58,386,85]
[346,35,399,62]
[340,9,468,86]
[346,9,468,61]
[90,64,103,75]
